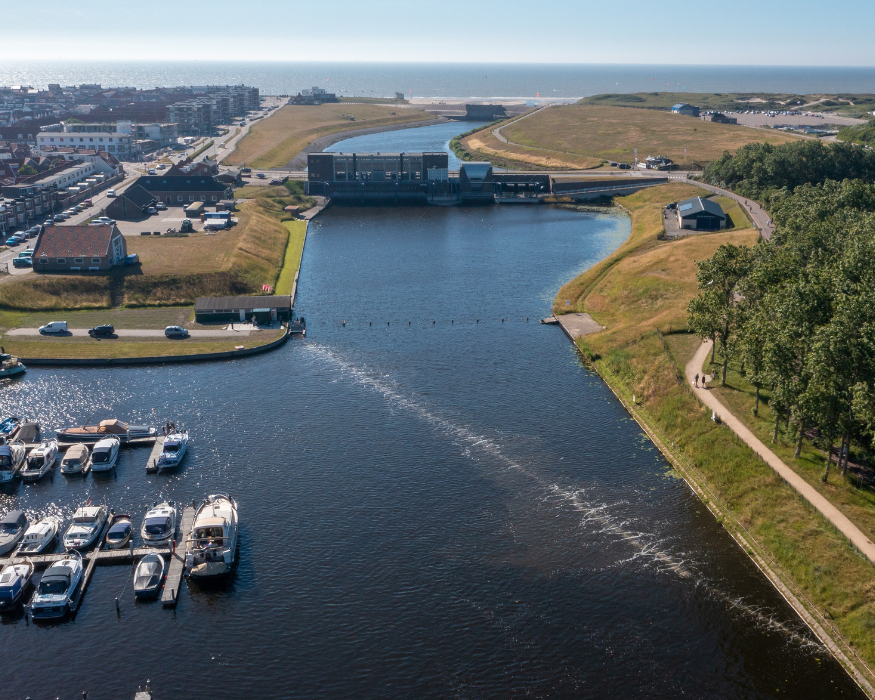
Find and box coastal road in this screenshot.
[687,339,875,567]
[8,328,252,338]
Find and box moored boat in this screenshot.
[0,354,26,379]
[156,431,188,471]
[60,444,91,475]
[133,553,165,598]
[0,441,27,483]
[0,416,20,439]
[89,437,120,473]
[0,558,34,611]
[0,510,28,555]
[140,501,177,547]
[63,504,108,550]
[105,514,133,550]
[29,551,82,620]
[185,494,238,578]
[21,440,58,482]
[15,518,59,555]
[56,419,157,444]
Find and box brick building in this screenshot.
[134,175,232,206]
[33,224,127,272]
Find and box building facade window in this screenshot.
[91,257,101,264]
[56,258,66,264]
[73,258,84,264]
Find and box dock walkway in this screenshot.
[145,436,165,472]
[161,505,195,607]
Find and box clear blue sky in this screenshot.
[10,0,874,65]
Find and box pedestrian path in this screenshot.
[678,179,774,240]
[686,339,875,566]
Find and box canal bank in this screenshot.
[553,183,875,695]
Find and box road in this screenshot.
[8,328,253,338]
[687,339,875,567]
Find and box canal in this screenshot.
[0,122,863,699]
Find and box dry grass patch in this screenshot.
[225,104,433,169]
[126,230,239,276]
[0,275,111,311]
[505,105,802,165]
[462,129,603,170]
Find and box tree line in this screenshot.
[688,178,875,481]
[703,140,875,202]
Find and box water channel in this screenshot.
[0,122,864,699]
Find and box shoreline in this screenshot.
[552,187,875,698]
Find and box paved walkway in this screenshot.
[686,339,875,566]
[670,177,774,240]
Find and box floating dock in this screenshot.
[145,436,165,472]
[161,505,195,607]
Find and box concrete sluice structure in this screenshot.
[306,152,550,205]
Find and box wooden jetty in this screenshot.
[145,436,165,472]
[23,436,158,452]
[161,505,195,607]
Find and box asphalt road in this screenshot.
[8,328,253,338]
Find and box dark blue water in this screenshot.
[325,121,490,168]
[0,201,863,699]
[3,61,875,97]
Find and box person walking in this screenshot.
[694,373,699,387]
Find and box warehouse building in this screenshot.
[676,196,727,231]
[194,295,292,325]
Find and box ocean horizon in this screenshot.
[2,61,874,98]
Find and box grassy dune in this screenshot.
[461,126,603,170]
[224,104,433,169]
[504,105,802,165]
[556,184,875,679]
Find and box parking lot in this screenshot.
[114,205,216,236]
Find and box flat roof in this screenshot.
[194,295,292,312]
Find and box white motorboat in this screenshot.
[30,551,82,620]
[21,440,58,482]
[185,494,238,578]
[105,514,133,550]
[0,354,26,379]
[56,419,157,443]
[0,558,34,611]
[140,502,177,547]
[60,444,91,475]
[15,518,59,555]
[133,553,165,598]
[0,441,26,483]
[156,431,188,471]
[89,437,120,473]
[63,504,108,550]
[0,510,28,556]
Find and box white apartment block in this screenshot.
[36,129,134,157]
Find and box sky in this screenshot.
[5,0,874,65]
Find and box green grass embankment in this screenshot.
[275,220,307,295]
[554,184,875,681]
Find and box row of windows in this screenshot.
[45,136,120,143]
[164,195,219,202]
[39,257,102,265]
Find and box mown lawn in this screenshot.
[556,183,875,676]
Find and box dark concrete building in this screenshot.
[194,295,292,324]
[104,184,155,220]
[701,112,738,125]
[671,103,700,117]
[676,196,727,231]
[33,224,127,272]
[134,175,232,206]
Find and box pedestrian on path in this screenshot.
[694,373,699,387]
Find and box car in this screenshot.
[164,326,189,338]
[256,173,266,179]
[44,219,55,226]
[157,164,165,170]
[12,257,32,268]
[106,189,117,197]
[269,178,282,185]
[18,250,33,258]
[125,254,140,265]
[73,205,83,212]
[88,325,115,337]
[83,199,93,207]
[147,207,158,215]
[5,236,21,246]
[39,321,67,334]
[155,202,167,210]
[241,167,252,174]
[148,169,156,175]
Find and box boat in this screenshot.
[56,419,157,444]
[63,504,108,550]
[185,494,238,578]
[21,440,58,482]
[133,553,165,598]
[60,444,91,475]
[156,431,188,471]
[0,354,26,379]
[0,441,27,483]
[140,501,177,547]
[89,437,120,473]
[15,518,59,555]
[0,416,20,439]
[0,559,34,611]
[0,510,28,555]
[105,514,133,550]
[29,551,82,620]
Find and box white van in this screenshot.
[38,321,68,334]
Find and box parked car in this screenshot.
[269,178,282,185]
[12,257,32,268]
[241,167,252,174]
[125,254,139,265]
[106,189,117,197]
[155,202,167,210]
[88,325,114,337]
[148,169,157,175]
[157,164,165,170]
[5,235,23,246]
[147,207,158,215]
[83,199,93,207]
[39,321,68,334]
[256,173,266,179]
[18,250,33,258]
[164,326,189,338]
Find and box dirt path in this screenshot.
[686,339,875,566]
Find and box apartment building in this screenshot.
[37,123,135,157]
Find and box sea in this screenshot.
[2,61,875,98]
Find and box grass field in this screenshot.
[501,105,802,166]
[461,125,604,170]
[710,195,752,229]
[224,104,433,169]
[579,92,807,111]
[554,184,875,678]
[275,220,307,295]
[3,329,285,359]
